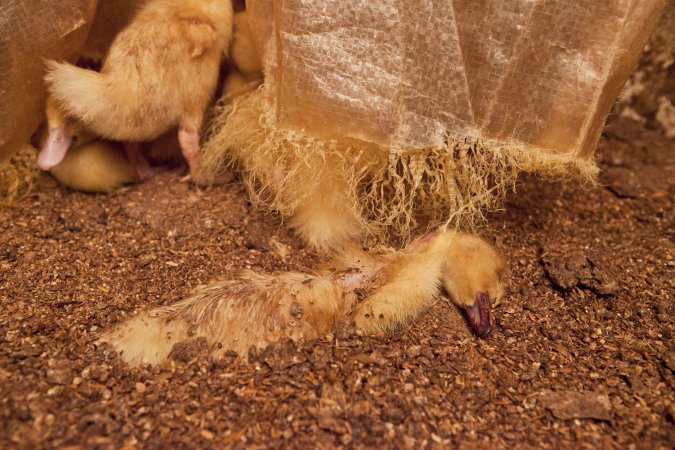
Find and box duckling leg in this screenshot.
[177,121,208,186]
[176,106,209,184]
[351,251,446,334]
[178,122,233,186]
[37,124,72,170]
[291,171,363,252]
[178,125,200,164]
[123,142,154,181]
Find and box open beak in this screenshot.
[461,291,492,337]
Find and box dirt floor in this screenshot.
[0,116,673,449]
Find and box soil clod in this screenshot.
[541,247,619,296]
[540,390,612,421]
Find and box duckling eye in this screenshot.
[72,136,79,145]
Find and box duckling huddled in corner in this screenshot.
[37,96,139,193]
[44,0,234,185]
[102,231,505,366]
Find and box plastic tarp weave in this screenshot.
[250,0,666,159]
[0,0,96,162]
[0,0,146,163]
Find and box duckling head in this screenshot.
[438,232,505,337]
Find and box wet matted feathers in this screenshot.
[102,231,505,366]
[103,272,347,366]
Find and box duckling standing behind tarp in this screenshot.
[222,10,264,102]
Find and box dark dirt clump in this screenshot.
[541,247,619,296]
[0,117,673,449]
[170,338,211,364]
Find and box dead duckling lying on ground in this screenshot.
[102,230,505,366]
[44,0,233,185]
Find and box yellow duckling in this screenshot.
[103,230,505,366]
[38,96,139,193]
[45,0,234,185]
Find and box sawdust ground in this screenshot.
[0,118,673,449]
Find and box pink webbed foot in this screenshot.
[37,125,72,170]
[178,127,233,187]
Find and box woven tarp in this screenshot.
[0,0,147,163]
[199,0,666,245]
[251,0,665,160]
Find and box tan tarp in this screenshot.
[251,0,665,160]
[0,0,145,163]
[197,0,666,242]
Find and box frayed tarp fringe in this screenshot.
[0,145,38,207]
[203,89,598,244]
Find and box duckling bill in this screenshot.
[37,121,72,171]
[36,96,93,171]
[462,291,492,338]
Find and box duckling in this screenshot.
[49,142,139,193]
[102,231,505,366]
[222,11,264,102]
[231,10,263,77]
[37,96,139,192]
[36,96,95,171]
[44,0,233,185]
